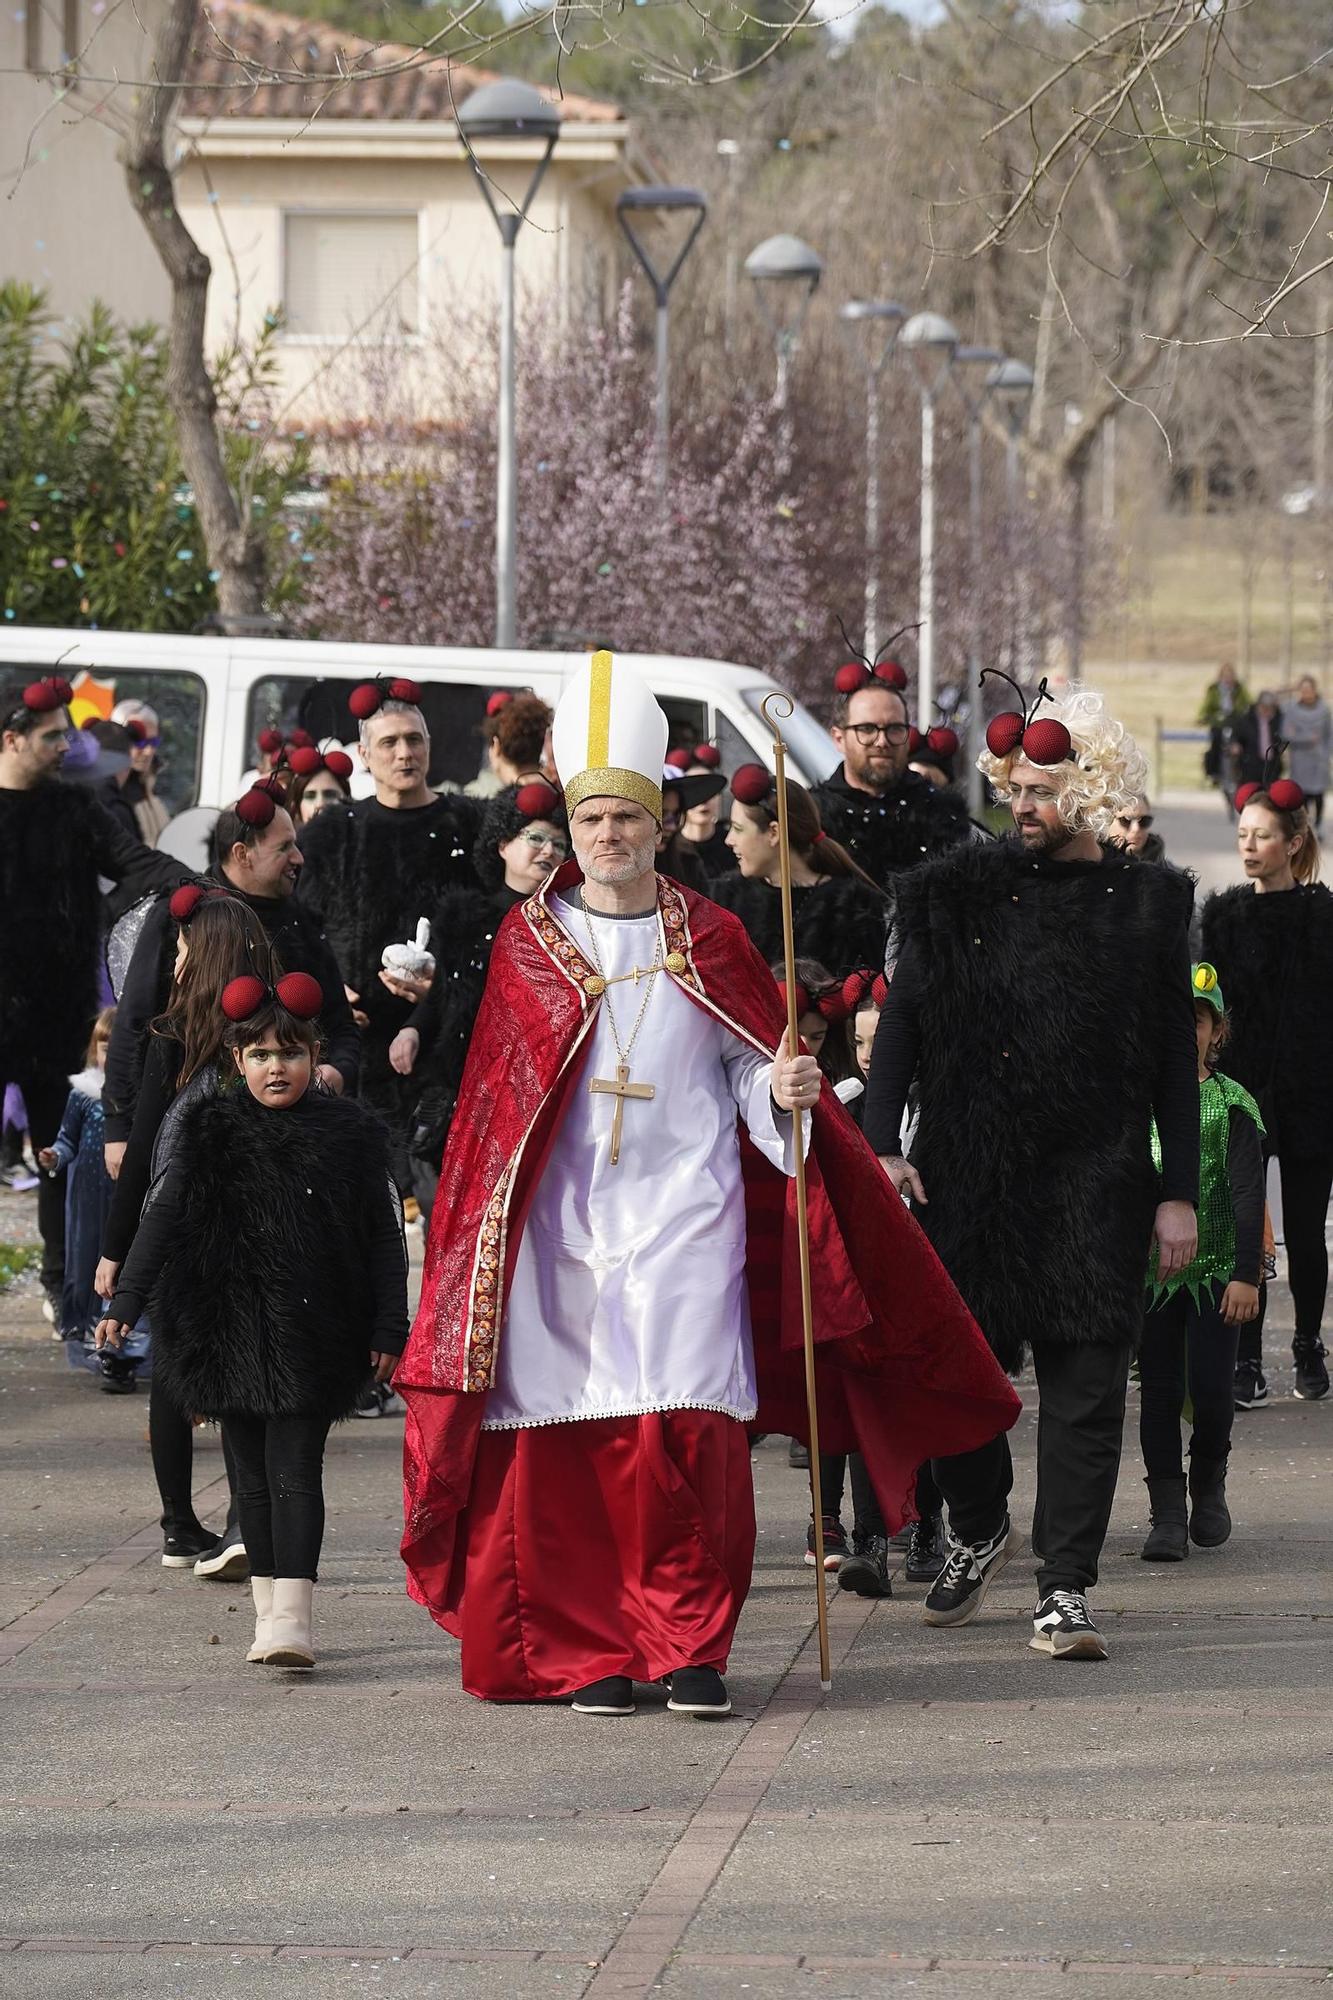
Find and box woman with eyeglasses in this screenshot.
[1110,794,1166,864]
[389,782,569,1221]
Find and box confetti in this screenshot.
[176,548,193,560]
[51,557,68,569]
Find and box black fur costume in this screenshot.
[706,873,889,980]
[890,840,1195,1371]
[810,768,971,892]
[1201,882,1333,1159]
[115,1088,407,1423]
[0,780,184,1082]
[407,884,522,1161]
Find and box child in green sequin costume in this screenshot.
[1138,963,1264,1563]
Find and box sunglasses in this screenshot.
[1116,815,1154,830]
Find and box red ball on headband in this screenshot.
[730,763,774,806]
[221,974,268,1022]
[985,712,1026,758]
[169,884,209,924]
[907,727,924,755]
[834,662,869,696]
[1020,717,1073,766]
[275,971,324,1020]
[288,728,314,751]
[388,677,421,704]
[665,747,693,772]
[874,659,908,691]
[323,750,353,780]
[486,691,513,718]
[1234,781,1261,811]
[348,683,381,720]
[515,780,561,819]
[124,718,149,744]
[287,746,322,777]
[23,677,71,713]
[928,725,959,757]
[235,787,277,829]
[779,979,812,1020]
[1268,777,1305,811]
[258,728,285,756]
[693,744,722,769]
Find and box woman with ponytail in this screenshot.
[710,766,889,979]
[1200,774,1333,1405]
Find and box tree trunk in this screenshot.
[122,0,266,626]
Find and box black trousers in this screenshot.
[933,1341,1132,1597]
[1139,1287,1238,1478]
[1240,1147,1333,1365]
[1,1067,70,1295]
[149,1376,240,1533]
[818,1456,942,1536]
[225,1413,332,1580]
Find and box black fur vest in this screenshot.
[706,873,889,979]
[1200,881,1333,1158]
[148,1089,399,1422]
[0,782,106,1078]
[810,769,970,891]
[895,840,1194,1368]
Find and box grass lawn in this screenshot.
[0,1241,39,1293]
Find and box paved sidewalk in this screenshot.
[2,1180,1331,1999]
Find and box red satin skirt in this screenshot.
[443,1408,756,1702]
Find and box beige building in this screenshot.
[3,0,637,419]
[174,1,637,422]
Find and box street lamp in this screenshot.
[898,310,959,729]
[616,186,708,496]
[839,300,906,658]
[744,233,823,409]
[951,346,1002,816]
[457,78,561,649]
[987,357,1035,682]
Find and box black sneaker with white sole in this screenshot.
[194,1530,249,1581]
[161,1522,218,1569]
[1233,1359,1269,1409]
[665,1667,731,1717]
[1029,1589,1108,1660]
[571,1676,635,1716]
[1293,1338,1330,1401]
[922,1519,1017,1627]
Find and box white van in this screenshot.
[0,628,837,831]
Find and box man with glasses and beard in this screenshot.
[812,674,971,893]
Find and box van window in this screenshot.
[711,709,755,776]
[246,676,522,792]
[64,666,205,814]
[741,687,838,784]
[661,697,709,762]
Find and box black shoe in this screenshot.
[194,1528,249,1581]
[1187,1456,1232,1546]
[666,1667,731,1717]
[922,1518,1017,1627]
[904,1513,947,1584]
[1293,1339,1330,1401]
[787,1438,810,1469]
[1233,1359,1269,1409]
[1141,1475,1189,1561]
[804,1514,849,1572]
[161,1521,217,1569]
[1030,1589,1108,1660]
[98,1359,136,1394]
[837,1531,892,1598]
[571,1676,635,1716]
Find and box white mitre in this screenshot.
[552,650,669,823]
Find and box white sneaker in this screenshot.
[1030,1589,1108,1660]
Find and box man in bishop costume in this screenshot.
[398,653,1019,1716]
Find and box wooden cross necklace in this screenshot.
[581,910,661,1167]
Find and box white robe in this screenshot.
[482,892,803,1431]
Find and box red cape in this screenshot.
[398,865,1019,1626]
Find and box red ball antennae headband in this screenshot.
[16,674,74,716]
[348,675,423,722]
[979,669,1072,766]
[169,884,236,927]
[841,967,891,1013]
[233,775,289,829]
[833,616,913,697]
[514,779,562,819]
[287,745,354,782]
[221,971,324,1024]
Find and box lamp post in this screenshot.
[744,233,823,410]
[950,346,1002,816]
[987,357,1035,682]
[898,310,959,729]
[457,78,561,649]
[838,300,906,658]
[616,186,708,497]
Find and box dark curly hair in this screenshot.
[473,786,569,891]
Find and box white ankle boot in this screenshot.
[263,1577,315,1667]
[246,1577,274,1663]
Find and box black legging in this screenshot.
[225,1413,332,1580]
[149,1376,239,1534]
[1139,1287,1239,1477]
[818,1455,941,1535]
[1240,1148,1333,1363]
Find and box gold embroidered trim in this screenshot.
[564,767,663,822]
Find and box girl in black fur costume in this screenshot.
[1200,781,1333,1405]
[709,765,889,979]
[97,973,409,1670]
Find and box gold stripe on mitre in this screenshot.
[564,767,664,821]
[587,648,613,768]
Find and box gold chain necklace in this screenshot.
[581,909,662,1071]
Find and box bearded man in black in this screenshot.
[811,665,971,891]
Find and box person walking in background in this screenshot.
[1232,691,1282,793]
[1198,663,1251,815]
[110,701,171,847]
[1283,677,1331,831]
[1110,793,1166,864]
[1201,775,1333,1407]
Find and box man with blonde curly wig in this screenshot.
[864,683,1200,1662]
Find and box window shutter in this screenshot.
[284,213,420,339]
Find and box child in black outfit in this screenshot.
[98,972,408,1669]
